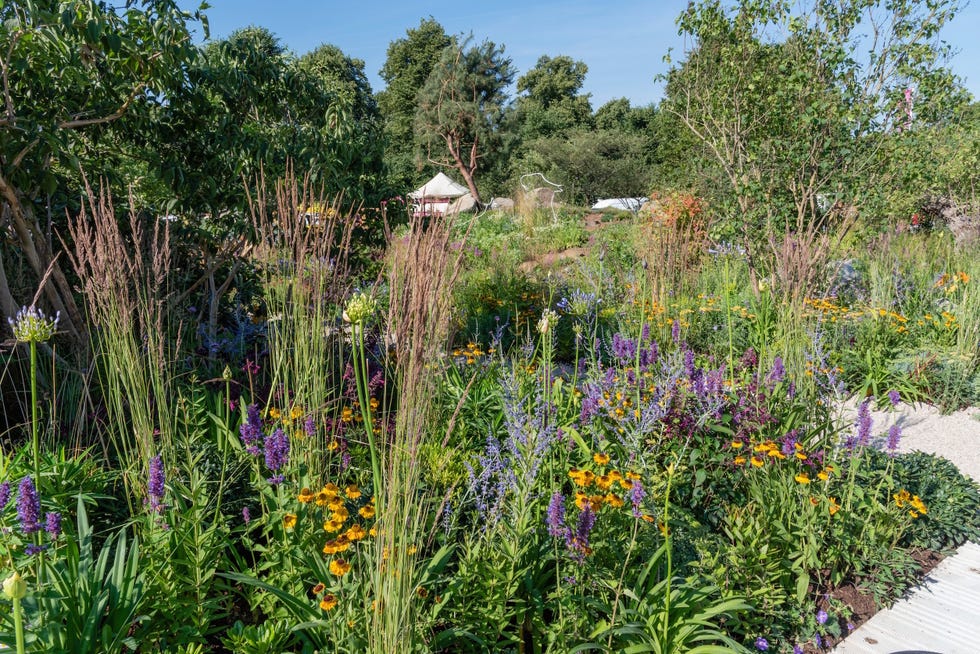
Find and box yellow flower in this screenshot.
[626,471,641,481]
[323,519,344,533]
[327,498,345,512]
[911,495,928,515]
[329,558,352,576]
[322,535,351,554]
[596,474,614,491]
[593,452,611,466]
[323,483,340,497]
[604,493,624,508]
[312,582,326,594]
[828,497,841,516]
[346,524,367,541]
[327,439,340,451]
[817,470,829,481]
[345,484,361,499]
[268,407,281,420]
[359,504,376,519]
[795,473,811,485]
[298,488,315,504]
[331,507,350,523]
[282,514,297,529]
[750,456,764,468]
[341,407,354,423]
[734,456,746,465]
[290,405,304,420]
[320,594,338,611]
[730,441,744,449]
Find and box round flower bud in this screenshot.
[3,571,26,600]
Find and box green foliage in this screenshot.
[415,36,515,204]
[377,18,454,188]
[890,451,980,551]
[4,498,146,654]
[515,55,594,140]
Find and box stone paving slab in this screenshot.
[831,541,980,654]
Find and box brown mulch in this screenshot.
[798,549,945,652]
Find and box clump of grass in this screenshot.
[65,183,178,507]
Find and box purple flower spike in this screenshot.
[264,428,290,484]
[148,455,166,514]
[854,399,873,449]
[0,481,10,511]
[888,389,900,407]
[755,636,769,651]
[546,492,568,539]
[17,476,41,535]
[817,609,828,624]
[242,506,252,524]
[629,479,646,519]
[887,424,902,455]
[45,512,62,539]
[239,404,264,457]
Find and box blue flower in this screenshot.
[755,636,769,651]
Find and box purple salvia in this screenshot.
[17,476,40,534]
[45,512,61,539]
[888,389,901,407]
[0,480,10,511]
[304,414,316,438]
[683,348,695,379]
[239,403,264,456]
[781,430,799,456]
[886,424,902,455]
[641,322,651,344]
[264,428,290,484]
[148,455,166,514]
[25,544,47,556]
[242,506,251,524]
[671,319,681,343]
[856,399,873,448]
[572,503,596,555]
[767,356,785,385]
[546,492,568,539]
[629,479,646,518]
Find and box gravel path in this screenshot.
[838,400,980,482]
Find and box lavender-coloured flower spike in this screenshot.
[886,424,902,455]
[148,455,166,514]
[264,428,290,485]
[546,492,568,539]
[0,481,10,511]
[45,512,62,539]
[17,476,41,534]
[767,356,785,385]
[572,503,596,556]
[242,506,252,525]
[239,403,263,456]
[855,399,873,448]
[629,479,646,519]
[887,389,900,407]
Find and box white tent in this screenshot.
[591,197,647,213]
[410,172,469,216]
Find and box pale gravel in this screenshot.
[837,399,980,481]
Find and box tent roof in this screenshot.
[409,172,468,199]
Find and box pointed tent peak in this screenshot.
[409,172,469,199]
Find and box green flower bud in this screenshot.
[3,571,26,600]
[343,292,377,325]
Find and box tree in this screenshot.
[515,129,649,205]
[663,0,967,248]
[299,44,378,123]
[0,0,204,341]
[415,38,515,205]
[515,55,593,139]
[377,18,453,188]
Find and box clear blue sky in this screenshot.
[183,0,980,109]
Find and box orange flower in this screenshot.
[320,594,338,611]
[298,488,315,503]
[359,504,376,519]
[828,497,841,516]
[329,558,352,576]
[346,524,367,541]
[345,484,362,500]
[312,582,326,594]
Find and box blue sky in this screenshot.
[184,0,980,109]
